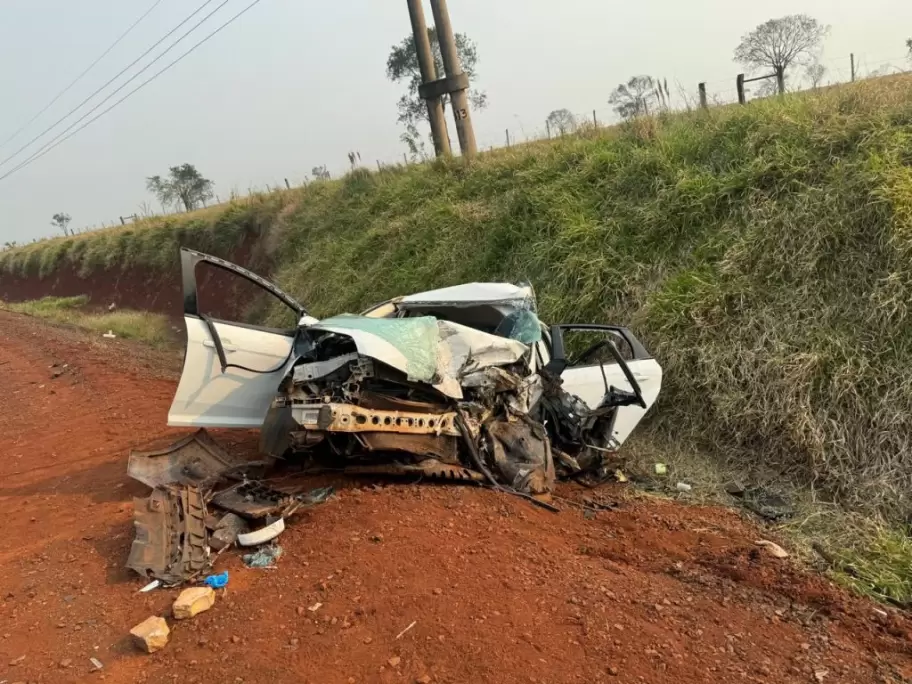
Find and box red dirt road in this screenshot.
[1,310,910,684]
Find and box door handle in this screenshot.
[203,340,238,353]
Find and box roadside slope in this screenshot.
[3,76,912,518]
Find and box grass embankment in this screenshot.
[3,76,912,603]
[1,295,173,346]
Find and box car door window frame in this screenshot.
[181,248,305,334]
[181,248,306,373]
[545,324,650,409]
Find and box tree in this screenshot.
[806,63,826,88]
[50,212,72,237]
[609,75,657,119]
[546,109,577,136]
[734,15,829,94]
[907,38,912,60]
[311,165,331,181]
[386,27,488,129]
[146,164,214,212]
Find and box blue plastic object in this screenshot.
[204,571,229,589]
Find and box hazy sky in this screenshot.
[1,0,910,243]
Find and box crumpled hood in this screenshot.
[306,315,529,399]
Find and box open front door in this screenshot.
[549,325,662,447]
[167,249,306,429]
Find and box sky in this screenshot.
[0,0,910,243]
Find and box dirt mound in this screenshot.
[1,311,910,684]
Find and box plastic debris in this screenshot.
[242,544,283,568]
[204,571,229,589]
[654,463,667,475]
[102,331,116,339]
[237,517,285,547]
[676,482,692,492]
[138,580,161,593]
[89,657,104,671]
[308,602,323,612]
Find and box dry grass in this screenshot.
[1,296,173,346]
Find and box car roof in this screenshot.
[399,282,535,308]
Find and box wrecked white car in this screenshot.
[168,248,662,495]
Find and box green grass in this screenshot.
[2,296,173,346]
[4,75,912,603]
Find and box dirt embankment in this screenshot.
[1,310,911,684]
[0,237,265,323]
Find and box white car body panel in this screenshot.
[560,358,663,447]
[167,317,295,428]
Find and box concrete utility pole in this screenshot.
[406,0,451,157]
[429,0,477,158]
[698,83,708,109]
[850,53,856,82]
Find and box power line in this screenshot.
[0,0,222,171]
[0,0,164,151]
[0,0,268,184]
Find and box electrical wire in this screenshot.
[0,0,164,150]
[0,0,267,184]
[0,0,221,171]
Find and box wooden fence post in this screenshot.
[698,83,708,109]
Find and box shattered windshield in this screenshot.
[313,315,440,383]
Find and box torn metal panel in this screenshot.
[127,429,244,489]
[126,486,209,583]
[211,481,297,520]
[293,403,460,436]
[358,432,460,464]
[436,321,529,379]
[292,353,359,383]
[345,459,484,482]
[211,483,333,520]
[486,420,555,495]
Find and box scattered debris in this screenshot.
[130,616,170,653]
[8,655,24,666]
[212,482,329,520]
[654,463,668,476]
[755,540,789,559]
[388,656,401,668]
[728,484,794,521]
[89,656,104,671]
[308,602,323,613]
[173,586,216,619]
[126,485,209,583]
[209,513,249,551]
[676,482,692,493]
[243,545,283,568]
[138,580,161,593]
[102,331,116,339]
[204,571,229,589]
[396,620,417,640]
[237,516,285,547]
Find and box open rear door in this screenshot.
[549,325,662,447]
[167,249,306,429]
